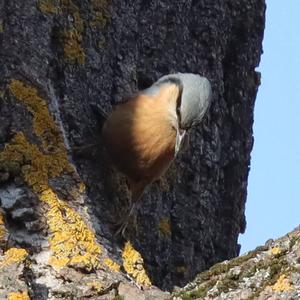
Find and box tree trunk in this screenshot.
[0,0,265,298]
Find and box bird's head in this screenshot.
[156,73,212,130]
[151,73,212,154]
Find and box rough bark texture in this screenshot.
[0,0,265,298]
[172,226,300,300]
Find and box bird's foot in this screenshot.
[114,220,130,238]
[113,204,137,238]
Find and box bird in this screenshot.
[102,73,212,235]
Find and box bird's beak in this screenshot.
[175,129,186,156]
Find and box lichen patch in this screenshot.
[272,274,293,292]
[37,0,58,14]
[7,291,30,300]
[104,258,121,272]
[159,218,171,236]
[1,80,103,272]
[41,188,102,271]
[0,248,28,268]
[122,241,151,287]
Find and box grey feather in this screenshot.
[156,73,212,129]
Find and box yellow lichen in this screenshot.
[86,281,103,292]
[7,291,30,300]
[270,247,282,256]
[0,212,4,225]
[9,80,69,173]
[158,218,171,236]
[37,0,58,14]
[55,0,86,64]
[272,274,293,292]
[62,29,85,64]
[73,11,84,33]
[0,211,5,241]
[69,182,86,199]
[78,182,86,193]
[0,132,65,193]
[60,1,84,34]
[0,80,103,272]
[90,0,109,29]
[104,258,120,272]
[122,241,151,287]
[0,135,102,270]
[41,188,102,271]
[0,248,28,268]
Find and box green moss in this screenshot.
[0,19,3,33]
[242,257,291,299]
[173,248,268,300]
[112,296,124,300]
[216,277,239,294]
[289,236,299,250]
[229,250,259,266]
[269,259,289,281]
[176,279,218,300]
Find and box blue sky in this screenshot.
[238,1,300,253]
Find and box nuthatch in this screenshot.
[102,73,212,235]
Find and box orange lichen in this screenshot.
[272,274,293,292]
[0,248,28,268]
[104,258,121,272]
[7,291,30,300]
[122,241,151,286]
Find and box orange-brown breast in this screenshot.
[102,84,179,184]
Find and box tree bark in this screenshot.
[0,0,265,298]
